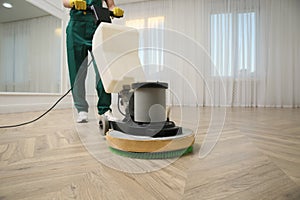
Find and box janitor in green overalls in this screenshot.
[62,0,124,122]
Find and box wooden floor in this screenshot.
[0,107,299,199]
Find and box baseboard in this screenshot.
[0,94,73,114]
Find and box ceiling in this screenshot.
[0,0,152,23]
[0,0,49,23]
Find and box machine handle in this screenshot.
[86,5,123,18]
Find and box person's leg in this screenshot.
[72,57,89,113]
[92,57,111,115]
[66,20,89,113]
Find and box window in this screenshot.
[126,16,164,75]
[210,12,256,77]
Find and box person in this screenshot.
[62,0,124,123]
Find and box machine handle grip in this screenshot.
[86,5,123,18]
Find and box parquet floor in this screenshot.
[0,107,299,199]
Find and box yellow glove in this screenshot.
[112,7,124,17]
[69,0,86,10]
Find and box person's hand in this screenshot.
[70,0,86,10]
[112,7,124,17]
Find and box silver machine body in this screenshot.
[134,88,166,123]
[132,82,168,123]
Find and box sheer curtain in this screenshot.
[0,15,62,93]
[116,0,300,107]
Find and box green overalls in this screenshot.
[66,0,111,115]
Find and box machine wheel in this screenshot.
[99,115,109,135]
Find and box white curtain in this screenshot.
[0,15,62,93]
[115,0,300,107]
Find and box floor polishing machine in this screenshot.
[90,5,195,159]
